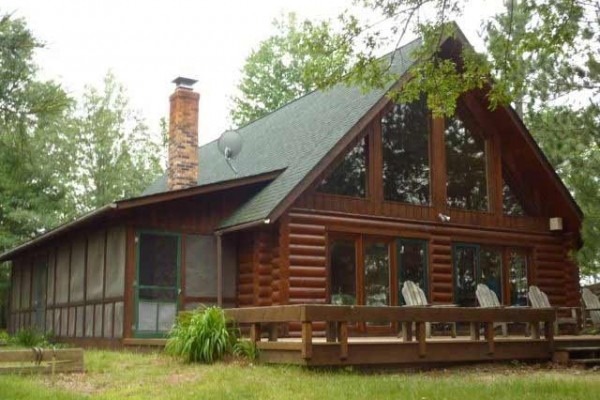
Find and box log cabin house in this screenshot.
[1,30,583,349]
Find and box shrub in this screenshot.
[165,306,237,363]
[0,329,9,344]
[233,340,258,361]
[11,328,45,347]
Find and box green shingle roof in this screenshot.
[143,39,422,229]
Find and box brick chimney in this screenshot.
[168,77,200,191]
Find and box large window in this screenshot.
[382,97,430,205]
[509,250,528,306]
[397,239,428,304]
[502,178,526,216]
[318,138,368,197]
[364,242,390,307]
[446,115,489,211]
[329,239,357,305]
[453,244,529,307]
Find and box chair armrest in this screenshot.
[585,307,600,311]
[429,304,458,308]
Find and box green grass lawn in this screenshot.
[0,350,599,400]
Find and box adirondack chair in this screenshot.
[581,288,600,327]
[528,285,580,334]
[475,284,508,336]
[401,280,457,338]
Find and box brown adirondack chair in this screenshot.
[401,280,457,338]
[528,285,580,334]
[475,284,508,336]
[582,288,600,327]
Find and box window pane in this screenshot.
[330,239,357,305]
[139,233,179,288]
[318,138,368,197]
[503,179,526,216]
[364,242,390,306]
[397,239,428,304]
[509,250,528,306]
[479,246,502,302]
[454,245,478,307]
[382,97,430,204]
[446,116,488,211]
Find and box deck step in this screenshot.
[555,346,600,352]
[571,358,600,365]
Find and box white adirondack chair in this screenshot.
[528,285,580,334]
[475,284,508,336]
[582,288,600,327]
[401,280,457,338]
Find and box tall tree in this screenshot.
[68,72,164,213]
[230,13,354,127]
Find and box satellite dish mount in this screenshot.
[218,130,243,175]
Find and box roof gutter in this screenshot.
[0,204,117,262]
[214,218,271,235]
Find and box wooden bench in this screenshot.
[0,348,84,374]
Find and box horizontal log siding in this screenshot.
[285,209,577,308]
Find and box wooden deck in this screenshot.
[224,304,600,367]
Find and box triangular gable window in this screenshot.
[318,137,368,197]
[502,177,527,216]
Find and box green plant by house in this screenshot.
[233,339,259,361]
[165,306,238,363]
[10,328,45,347]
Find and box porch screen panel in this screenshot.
[55,245,70,305]
[114,301,124,338]
[364,242,390,306]
[70,238,86,303]
[11,264,20,311]
[479,246,502,301]
[445,114,488,211]
[222,236,238,304]
[85,305,94,337]
[21,261,31,310]
[46,249,55,306]
[105,227,126,298]
[185,235,217,298]
[397,239,428,303]
[94,304,103,337]
[86,231,105,301]
[103,303,114,338]
[329,239,357,305]
[509,250,528,306]
[76,306,84,337]
[454,245,478,307]
[382,96,431,205]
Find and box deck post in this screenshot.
[301,322,313,359]
[470,322,480,340]
[530,322,540,340]
[250,323,261,343]
[415,322,427,357]
[325,321,337,342]
[484,322,494,354]
[268,323,279,342]
[402,322,413,342]
[339,321,348,360]
[544,321,554,350]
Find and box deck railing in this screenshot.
[225,305,556,360]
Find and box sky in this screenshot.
[3,0,505,145]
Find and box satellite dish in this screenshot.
[218,130,243,174]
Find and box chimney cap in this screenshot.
[172,76,198,89]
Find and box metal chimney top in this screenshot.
[172,76,198,89]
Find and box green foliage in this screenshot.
[232,339,259,361]
[230,13,355,127]
[10,327,45,347]
[66,72,164,213]
[165,306,237,363]
[0,329,8,343]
